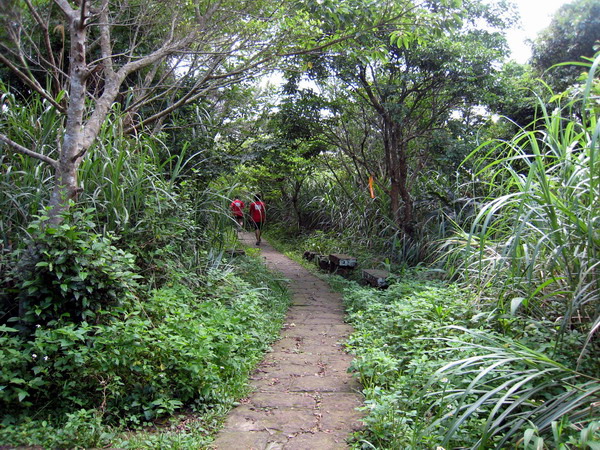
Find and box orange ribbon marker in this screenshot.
[369,175,375,199]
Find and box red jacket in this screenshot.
[230,199,244,217]
[249,201,266,222]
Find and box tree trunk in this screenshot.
[383,120,413,236]
[47,7,89,223]
[292,180,302,230]
[397,148,414,236]
[389,176,401,227]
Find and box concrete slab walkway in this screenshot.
[211,233,363,449]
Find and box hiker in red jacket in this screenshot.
[249,194,266,245]
[230,198,245,229]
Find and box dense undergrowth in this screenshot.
[267,222,599,449]
[0,184,289,447]
[0,82,295,447]
[1,240,288,447]
[339,277,599,449]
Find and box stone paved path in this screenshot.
[211,232,363,449]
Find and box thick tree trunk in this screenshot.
[383,120,413,236]
[47,6,89,223]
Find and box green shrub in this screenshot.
[0,409,116,448]
[343,277,477,448]
[0,255,289,446]
[1,205,139,328]
[341,275,599,449]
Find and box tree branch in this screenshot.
[79,0,87,29]
[53,0,76,19]
[0,134,59,169]
[98,0,114,75]
[0,52,66,115]
[23,0,61,95]
[358,65,386,116]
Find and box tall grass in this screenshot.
[422,56,600,447]
[78,114,247,284]
[440,55,599,358]
[424,326,600,448]
[79,107,205,234]
[0,85,62,245]
[1,86,241,288]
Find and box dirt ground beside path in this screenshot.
[211,232,364,449]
